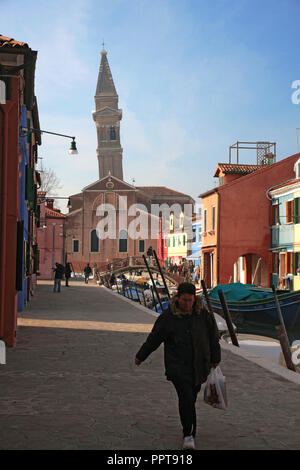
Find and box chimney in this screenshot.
[46,199,54,210]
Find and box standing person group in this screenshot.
[135,282,221,450]
[53,262,73,292]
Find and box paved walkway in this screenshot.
[0,280,300,450]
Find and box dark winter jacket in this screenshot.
[136,295,221,386]
[84,265,92,275]
[54,264,65,279]
[65,263,72,278]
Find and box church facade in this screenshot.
[65,48,194,271]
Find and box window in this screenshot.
[294,198,300,224]
[279,253,286,278]
[168,237,170,247]
[294,158,300,178]
[110,126,116,140]
[73,239,79,253]
[271,204,280,225]
[219,176,224,186]
[286,252,293,274]
[170,213,174,230]
[180,212,184,228]
[192,228,196,242]
[286,200,293,223]
[173,236,175,247]
[139,240,145,253]
[212,206,216,231]
[294,252,300,275]
[119,229,128,252]
[183,234,186,246]
[272,252,279,274]
[203,209,207,232]
[90,230,99,252]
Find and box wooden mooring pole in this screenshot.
[153,250,171,300]
[201,280,220,336]
[218,289,239,347]
[272,285,296,372]
[143,255,164,313]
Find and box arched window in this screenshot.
[119,229,128,252]
[90,229,99,252]
[294,158,300,178]
[110,126,116,141]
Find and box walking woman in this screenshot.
[135,282,221,450]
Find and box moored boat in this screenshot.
[206,283,300,328]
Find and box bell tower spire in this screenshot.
[93,48,123,180]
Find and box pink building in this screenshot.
[37,193,66,279]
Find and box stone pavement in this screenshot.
[0,279,300,450]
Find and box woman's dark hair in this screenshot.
[177,282,196,297]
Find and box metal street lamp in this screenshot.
[21,127,78,155]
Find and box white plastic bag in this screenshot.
[204,366,228,410]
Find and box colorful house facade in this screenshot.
[165,209,192,265]
[0,35,40,346]
[186,212,202,267]
[269,158,300,291]
[199,155,300,289]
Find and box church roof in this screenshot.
[95,50,117,96]
[136,186,193,199]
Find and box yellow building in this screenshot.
[166,211,189,264]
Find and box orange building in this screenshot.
[199,156,300,288]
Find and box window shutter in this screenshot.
[294,198,300,224]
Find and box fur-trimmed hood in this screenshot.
[169,294,203,317]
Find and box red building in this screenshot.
[36,194,66,279]
[0,35,40,346]
[199,154,300,288]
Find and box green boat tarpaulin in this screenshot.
[209,283,274,302]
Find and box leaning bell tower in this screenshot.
[92,47,123,180]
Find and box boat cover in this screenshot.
[209,283,274,302]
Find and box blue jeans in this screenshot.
[53,279,61,292]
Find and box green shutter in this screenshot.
[294,198,300,224]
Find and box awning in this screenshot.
[186,250,201,260]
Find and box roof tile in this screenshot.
[214,163,261,177]
[0,34,29,48]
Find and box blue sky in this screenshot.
[2,0,300,211]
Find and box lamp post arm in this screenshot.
[21,127,75,140]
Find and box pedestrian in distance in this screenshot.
[65,262,72,287]
[53,262,65,293]
[109,273,116,288]
[135,282,221,450]
[146,246,153,264]
[93,263,98,279]
[83,263,92,284]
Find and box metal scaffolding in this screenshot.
[228,141,276,165]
